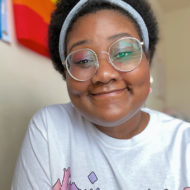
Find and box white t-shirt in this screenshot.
[11,103,190,190]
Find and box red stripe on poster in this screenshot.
[13,4,50,57]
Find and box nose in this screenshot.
[91,52,121,84]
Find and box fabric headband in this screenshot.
[58,0,149,62]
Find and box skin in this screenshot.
[66,10,150,139]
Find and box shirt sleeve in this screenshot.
[11,109,52,190]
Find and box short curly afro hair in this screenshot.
[48,0,159,79]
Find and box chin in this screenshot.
[79,108,137,128]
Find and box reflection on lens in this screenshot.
[109,38,142,72]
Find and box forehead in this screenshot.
[67,9,141,50]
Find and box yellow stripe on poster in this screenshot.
[51,0,57,4]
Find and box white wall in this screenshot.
[163,7,190,118]
[146,0,166,111]
[0,0,69,189]
[147,0,190,120]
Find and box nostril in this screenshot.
[92,78,117,86]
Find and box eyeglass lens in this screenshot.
[109,38,142,72]
[65,38,142,81]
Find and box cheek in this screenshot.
[136,66,150,87]
[66,73,90,98]
[122,56,150,93]
[135,54,150,83]
[135,59,150,95]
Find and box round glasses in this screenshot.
[63,37,144,81]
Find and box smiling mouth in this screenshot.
[90,87,130,97]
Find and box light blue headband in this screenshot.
[58,0,149,62]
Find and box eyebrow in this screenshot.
[108,33,132,40]
[68,33,132,52]
[68,40,90,52]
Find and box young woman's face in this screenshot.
[66,10,150,126]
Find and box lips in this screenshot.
[90,87,128,97]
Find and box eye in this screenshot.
[75,59,89,64]
[113,50,133,60]
[115,51,132,58]
[74,59,96,68]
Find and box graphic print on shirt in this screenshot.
[52,167,80,190]
[52,167,100,190]
[88,171,98,184]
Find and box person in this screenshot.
[11,0,190,189]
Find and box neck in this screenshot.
[96,111,149,139]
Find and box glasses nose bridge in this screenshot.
[96,50,111,66]
[95,50,118,75]
[91,49,121,84]
[98,50,110,59]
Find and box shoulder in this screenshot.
[29,102,83,133]
[32,102,74,122]
[142,107,190,142]
[143,107,190,127]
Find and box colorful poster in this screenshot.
[1,0,11,42]
[13,0,56,57]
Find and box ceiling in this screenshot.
[158,0,190,12]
